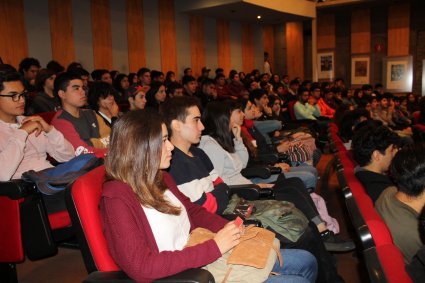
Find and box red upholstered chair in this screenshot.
[38,111,57,124]
[66,166,214,283]
[0,180,73,282]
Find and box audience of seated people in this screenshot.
[4,54,425,282]
[100,109,318,283]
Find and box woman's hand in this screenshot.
[214,222,241,254]
[275,163,290,172]
[277,140,290,153]
[231,124,242,141]
[257,183,274,189]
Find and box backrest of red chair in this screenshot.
[412,111,420,124]
[38,111,57,124]
[288,100,297,120]
[0,197,24,262]
[69,165,120,272]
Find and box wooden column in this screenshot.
[190,15,205,78]
[242,24,254,73]
[351,9,371,54]
[158,0,177,74]
[317,13,335,50]
[217,20,231,75]
[0,0,28,68]
[49,0,75,67]
[126,0,146,72]
[91,0,113,69]
[388,4,410,57]
[286,22,304,79]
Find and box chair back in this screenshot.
[66,165,120,273]
[0,197,24,262]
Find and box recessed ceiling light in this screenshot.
[257,15,261,19]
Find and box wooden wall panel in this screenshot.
[217,20,231,75]
[91,0,112,69]
[317,13,335,50]
[242,24,254,73]
[159,0,177,74]
[0,0,27,68]
[388,4,410,57]
[49,0,75,67]
[190,15,205,78]
[262,25,274,72]
[351,9,371,54]
[126,0,146,72]
[286,22,304,79]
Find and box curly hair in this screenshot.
[352,125,399,166]
[390,143,425,197]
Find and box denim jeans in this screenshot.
[264,249,318,283]
[250,165,318,190]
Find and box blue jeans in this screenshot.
[250,166,318,190]
[265,249,318,283]
[254,120,282,145]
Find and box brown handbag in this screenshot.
[186,226,282,283]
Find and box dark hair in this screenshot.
[201,78,215,88]
[69,67,89,78]
[88,81,115,111]
[91,69,110,81]
[352,125,400,166]
[18,57,40,74]
[113,74,128,93]
[229,70,238,80]
[106,109,180,215]
[146,81,165,108]
[46,60,65,74]
[202,100,240,153]
[182,75,196,85]
[151,70,164,81]
[338,108,371,141]
[214,73,225,82]
[362,84,372,91]
[67,62,83,72]
[159,96,200,137]
[137,67,150,78]
[128,73,137,84]
[164,71,175,86]
[0,70,22,92]
[166,82,183,96]
[54,72,82,98]
[110,70,119,81]
[35,68,55,91]
[0,64,17,73]
[390,143,425,197]
[249,88,267,103]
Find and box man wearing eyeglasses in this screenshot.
[0,70,75,181]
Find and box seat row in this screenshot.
[328,122,412,283]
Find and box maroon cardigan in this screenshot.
[100,172,228,282]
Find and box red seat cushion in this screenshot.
[72,165,120,271]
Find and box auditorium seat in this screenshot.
[66,166,214,283]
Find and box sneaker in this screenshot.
[321,230,356,252]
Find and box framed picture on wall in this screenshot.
[317,51,334,81]
[383,56,413,93]
[351,55,370,86]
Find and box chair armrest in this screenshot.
[228,184,273,200]
[0,180,36,200]
[241,166,282,179]
[84,269,214,283]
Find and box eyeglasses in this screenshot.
[0,91,28,102]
